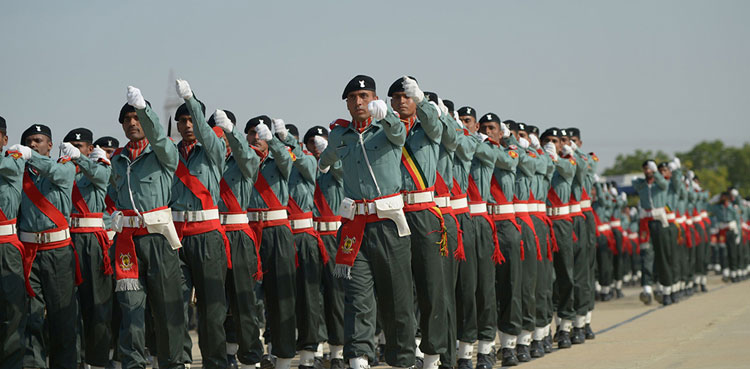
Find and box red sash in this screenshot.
[220,178,262,279]
[530,192,556,259]
[638,216,652,245]
[450,178,469,215]
[105,194,117,215]
[513,197,542,261]
[313,181,342,236]
[250,169,292,245]
[71,182,113,275]
[435,172,464,261]
[288,196,328,264]
[114,206,167,289]
[490,176,524,259]
[0,210,34,296]
[467,176,504,264]
[593,211,617,254]
[174,161,232,269]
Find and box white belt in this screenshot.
[247,209,288,222]
[629,233,638,239]
[353,202,377,215]
[450,197,468,210]
[513,203,528,213]
[315,221,341,232]
[172,208,220,223]
[580,200,592,209]
[570,204,582,213]
[489,204,515,215]
[107,230,116,241]
[597,224,611,232]
[434,196,451,208]
[686,218,693,225]
[527,203,538,212]
[113,208,182,250]
[692,216,702,223]
[220,213,249,225]
[19,228,71,244]
[640,207,666,218]
[70,217,105,229]
[0,223,17,236]
[677,216,687,223]
[610,220,622,227]
[469,203,487,215]
[700,211,709,219]
[538,204,547,213]
[719,221,738,230]
[402,190,434,205]
[547,206,570,216]
[290,217,314,230]
[667,213,676,221]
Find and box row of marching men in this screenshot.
[0,74,613,369]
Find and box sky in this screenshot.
[2,0,749,171]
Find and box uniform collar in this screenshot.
[352,117,373,133]
[125,138,149,160]
[178,140,198,160]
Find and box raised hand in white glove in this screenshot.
[561,144,574,157]
[402,76,424,103]
[90,145,110,164]
[438,98,449,117]
[529,134,540,149]
[367,100,388,120]
[620,192,627,202]
[544,142,558,160]
[687,170,695,180]
[175,79,193,100]
[673,157,681,168]
[500,122,511,138]
[593,173,601,183]
[646,160,658,173]
[609,186,618,197]
[518,137,530,149]
[60,142,81,159]
[429,101,442,117]
[453,111,460,123]
[313,135,328,153]
[570,141,579,151]
[8,144,32,160]
[213,110,234,133]
[476,132,488,142]
[272,119,288,140]
[730,188,739,198]
[126,86,147,109]
[256,123,273,141]
[668,161,677,171]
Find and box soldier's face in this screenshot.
[460,116,478,133]
[25,134,52,156]
[247,127,268,152]
[643,165,654,179]
[177,115,196,142]
[390,92,417,120]
[571,136,582,147]
[479,121,501,142]
[102,147,116,158]
[659,166,671,179]
[70,141,93,156]
[541,136,561,153]
[305,136,326,159]
[346,90,377,122]
[560,136,571,146]
[122,112,145,142]
[0,131,7,151]
[517,130,529,141]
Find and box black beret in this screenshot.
[567,127,581,138]
[517,122,528,132]
[0,115,5,130]
[478,113,500,124]
[657,162,669,169]
[207,110,237,127]
[245,115,272,134]
[559,128,570,137]
[528,125,540,136]
[642,160,652,167]
[387,76,418,97]
[303,126,328,144]
[175,100,206,120]
[285,124,299,139]
[443,99,454,113]
[503,119,518,130]
[342,75,376,100]
[423,91,439,104]
[540,127,560,140]
[457,106,476,119]
[118,101,152,123]
[63,128,93,143]
[21,124,52,143]
[94,136,120,148]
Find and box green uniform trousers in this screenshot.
[224,230,263,365]
[1,244,27,369]
[572,215,590,316]
[456,213,477,343]
[321,234,345,346]
[551,219,574,321]
[24,245,79,369]
[518,217,538,333]
[259,225,297,359]
[473,216,497,342]
[611,229,625,282]
[343,219,415,367]
[639,242,654,287]
[584,213,597,312]
[294,232,326,351]
[726,230,740,272]
[406,209,449,357]
[531,216,553,328]
[651,221,674,288]
[596,235,613,287]
[440,213,460,367]
[495,219,522,336]
[694,226,707,276]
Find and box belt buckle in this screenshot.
[184,211,192,222]
[70,218,79,228]
[220,214,227,224]
[261,211,269,221]
[128,216,137,227]
[35,232,43,244]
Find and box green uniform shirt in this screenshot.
[571,149,591,201]
[220,128,260,211]
[0,150,26,219]
[436,114,461,191]
[283,135,317,212]
[511,140,535,202]
[632,172,668,210]
[531,148,554,203]
[490,141,520,204]
[592,182,612,220]
[664,169,684,214]
[73,155,112,228]
[314,161,344,217]
[401,100,442,192]
[19,152,76,232]
[547,156,576,207]
[248,136,293,208]
[469,139,500,202]
[452,129,478,193]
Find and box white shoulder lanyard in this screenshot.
[357,130,382,197]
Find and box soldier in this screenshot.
[110,87,187,369]
[306,125,346,369]
[208,109,264,369]
[319,75,414,369]
[592,178,616,301]
[0,117,32,369]
[63,127,115,369]
[94,136,120,159]
[715,191,741,282]
[608,183,628,298]
[17,124,79,369]
[660,159,684,302]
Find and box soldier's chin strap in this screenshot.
[357,131,381,197]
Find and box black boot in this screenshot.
[639,291,652,305]
[474,353,491,369]
[529,340,545,358]
[671,292,680,304]
[701,284,708,292]
[585,323,595,339]
[543,335,553,353]
[260,355,277,369]
[457,358,473,369]
[330,359,346,369]
[557,330,572,349]
[571,328,586,344]
[616,288,624,299]
[515,344,530,362]
[415,357,424,369]
[500,347,519,367]
[662,293,672,306]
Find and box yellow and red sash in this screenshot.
[220,178,262,279]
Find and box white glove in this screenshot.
[318,158,330,174]
[570,141,578,151]
[272,119,288,140]
[646,160,658,172]
[175,79,193,100]
[60,142,81,159]
[619,192,627,202]
[730,188,739,198]
[438,98,449,117]
[529,135,540,149]
[544,142,558,160]
[453,111,460,123]
[126,86,147,109]
[402,76,424,103]
[8,144,32,160]
[593,173,601,183]
[256,123,273,141]
[429,101,442,117]
[476,132,488,142]
[609,187,618,197]
[367,100,388,120]
[518,137,530,149]
[500,122,511,138]
[213,110,234,133]
[561,144,574,157]
[111,211,123,233]
[668,161,677,171]
[629,207,637,218]
[313,135,328,153]
[673,157,681,168]
[687,170,695,180]
[90,145,110,164]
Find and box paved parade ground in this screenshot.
[186,274,750,369]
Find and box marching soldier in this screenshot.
[18,124,79,369]
[592,178,616,301]
[609,183,628,298]
[660,159,684,301]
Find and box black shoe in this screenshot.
[553,326,561,343]
[601,292,613,302]
[671,292,680,303]
[516,344,531,362]
[330,359,346,369]
[662,293,672,306]
[377,344,385,365]
[314,357,324,369]
[529,340,545,358]
[557,330,572,349]
[438,365,453,369]
[500,348,518,366]
[571,328,585,344]
[594,292,601,301]
[415,356,424,369]
[722,275,730,282]
[701,284,708,292]
[261,355,276,369]
[654,291,663,304]
[458,358,473,369]
[228,354,239,369]
[616,289,624,298]
[639,291,652,305]
[543,335,553,353]
[489,347,497,366]
[475,353,491,369]
[585,324,595,340]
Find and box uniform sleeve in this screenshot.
[267,137,293,179]
[319,128,343,170]
[517,150,535,177]
[0,153,25,182]
[226,128,259,180]
[136,105,179,173]
[187,96,226,170]
[27,152,75,189]
[73,155,111,190]
[415,100,442,143]
[653,171,668,190]
[439,115,459,152]
[330,160,344,184]
[379,108,406,147]
[632,178,645,192]
[455,133,478,162]
[473,141,498,168]
[555,158,576,182]
[281,134,317,183]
